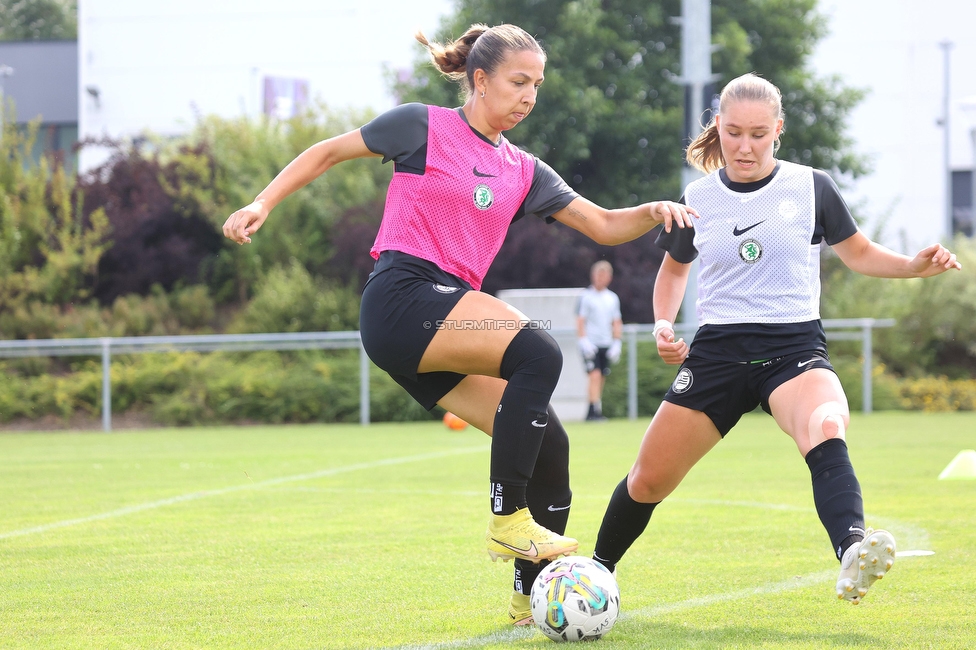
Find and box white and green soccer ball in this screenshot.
[529,555,620,642]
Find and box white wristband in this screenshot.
[652,319,674,339]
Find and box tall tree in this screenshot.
[395,0,867,321]
[0,0,77,41]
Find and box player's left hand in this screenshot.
[607,339,622,364]
[910,243,962,277]
[223,201,269,245]
[651,201,698,233]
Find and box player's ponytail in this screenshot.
[686,122,723,174]
[685,73,785,174]
[416,24,545,100]
[415,24,488,81]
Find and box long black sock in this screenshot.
[515,406,572,594]
[592,476,659,573]
[490,327,562,515]
[805,438,865,560]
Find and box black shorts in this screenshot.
[584,348,612,376]
[360,252,471,410]
[663,350,835,437]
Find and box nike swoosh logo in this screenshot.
[530,419,548,428]
[473,167,497,178]
[733,220,766,236]
[490,538,539,558]
[797,358,820,368]
[547,504,571,512]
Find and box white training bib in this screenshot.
[685,161,822,325]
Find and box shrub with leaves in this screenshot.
[0,113,110,339]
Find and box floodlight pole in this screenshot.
[672,0,718,331]
[939,41,953,239]
[962,96,976,236]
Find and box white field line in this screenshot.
[388,553,934,650]
[386,571,834,650]
[0,445,488,540]
[386,498,932,650]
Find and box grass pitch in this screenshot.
[1,412,974,649]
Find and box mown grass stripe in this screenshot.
[0,445,488,540]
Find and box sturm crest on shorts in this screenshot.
[671,368,694,393]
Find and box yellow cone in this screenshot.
[938,450,976,480]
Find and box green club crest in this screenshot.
[739,239,763,263]
[473,184,494,210]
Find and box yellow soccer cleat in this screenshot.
[508,591,533,626]
[485,508,579,563]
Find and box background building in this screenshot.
[812,0,976,248]
[77,0,451,171]
[0,40,78,171]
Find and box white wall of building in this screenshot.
[78,0,453,171]
[811,0,976,250]
[497,288,589,422]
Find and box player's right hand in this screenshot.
[223,201,269,245]
[655,328,688,365]
[651,200,698,233]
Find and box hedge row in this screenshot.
[2,346,973,430]
[0,350,430,428]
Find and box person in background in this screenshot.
[577,260,623,421]
[590,72,961,604]
[222,23,697,624]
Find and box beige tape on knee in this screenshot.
[807,401,848,447]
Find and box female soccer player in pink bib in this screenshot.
[223,23,697,624]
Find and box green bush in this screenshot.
[0,350,440,427]
[226,261,360,334]
[0,111,109,339]
[898,376,976,412]
[600,341,686,419]
[821,236,976,379]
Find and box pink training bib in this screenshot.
[370,105,536,290]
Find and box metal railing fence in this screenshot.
[0,319,893,431]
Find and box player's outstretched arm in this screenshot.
[551,195,698,246]
[832,231,962,278]
[223,130,379,245]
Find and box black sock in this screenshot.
[805,438,866,560]
[490,327,562,514]
[490,481,527,515]
[592,476,659,573]
[516,406,572,593]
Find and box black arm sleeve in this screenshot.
[654,194,698,263]
[512,157,579,223]
[359,103,428,174]
[813,169,859,245]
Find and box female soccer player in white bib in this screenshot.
[223,23,696,623]
[591,73,961,604]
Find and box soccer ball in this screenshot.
[442,411,468,430]
[530,555,620,642]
